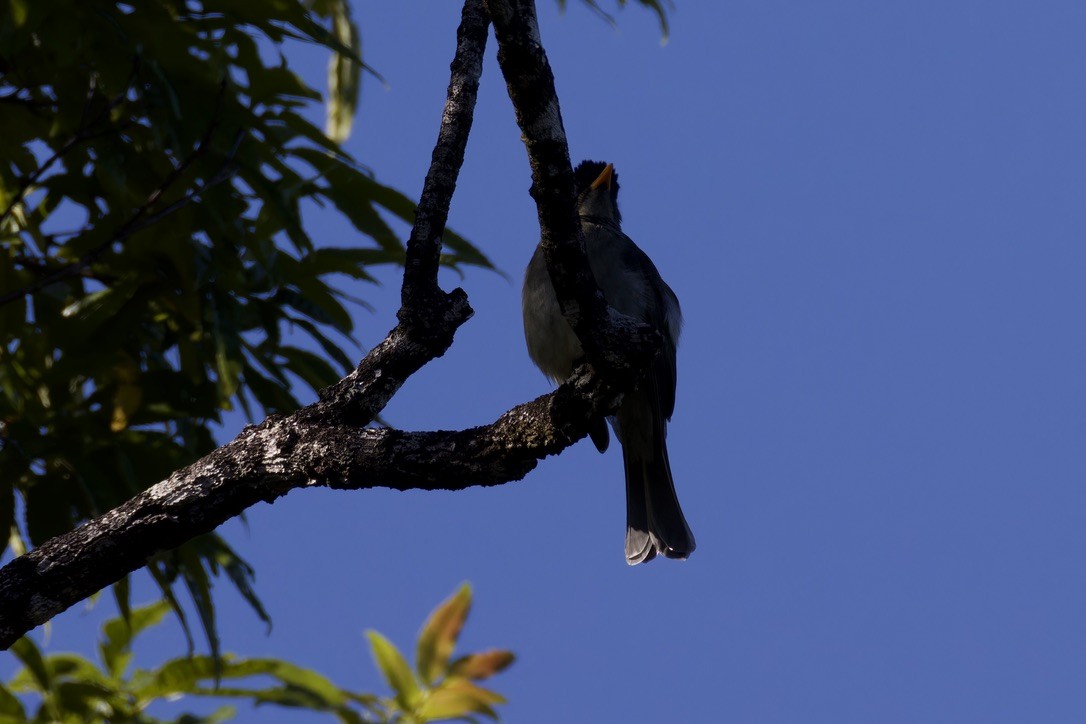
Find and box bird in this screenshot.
[522,160,695,564]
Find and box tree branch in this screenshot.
[0,359,622,648]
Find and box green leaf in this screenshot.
[366,630,422,711]
[0,681,26,718]
[279,345,341,393]
[286,316,356,373]
[417,679,505,722]
[110,358,143,432]
[112,576,132,633]
[288,10,365,67]
[301,247,380,282]
[440,227,500,274]
[289,149,405,259]
[325,1,361,143]
[334,171,496,272]
[10,637,50,692]
[274,110,347,156]
[447,650,516,681]
[189,686,365,724]
[0,464,14,550]
[141,655,351,708]
[53,679,120,717]
[138,655,222,700]
[177,545,222,671]
[193,704,238,723]
[242,363,301,414]
[213,323,243,401]
[416,583,472,686]
[7,0,29,27]
[244,164,312,254]
[190,535,272,632]
[285,277,354,334]
[44,653,108,683]
[59,283,142,345]
[224,659,349,706]
[147,560,196,653]
[100,600,172,678]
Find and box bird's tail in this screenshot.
[623,420,695,565]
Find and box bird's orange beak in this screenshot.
[589,163,614,191]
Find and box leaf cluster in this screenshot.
[367,583,515,723]
[1,584,513,723]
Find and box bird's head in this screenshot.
[574,160,621,224]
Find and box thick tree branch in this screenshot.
[0,361,621,648]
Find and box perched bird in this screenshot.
[522,160,695,564]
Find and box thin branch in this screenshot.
[400,0,490,309]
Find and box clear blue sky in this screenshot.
[9,1,1086,721]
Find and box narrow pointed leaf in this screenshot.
[417,679,505,721]
[447,650,516,681]
[366,630,421,711]
[279,345,341,393]
[0,682,25,717]
[416,583,472,685]
[147,561,196,653]
[100,600,171,678]
[10,637,50,692]
[111,575,132,631]
[325,1,361,143]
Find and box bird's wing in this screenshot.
[618,235,682,421]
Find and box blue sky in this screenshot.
[8,1,1086,721]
